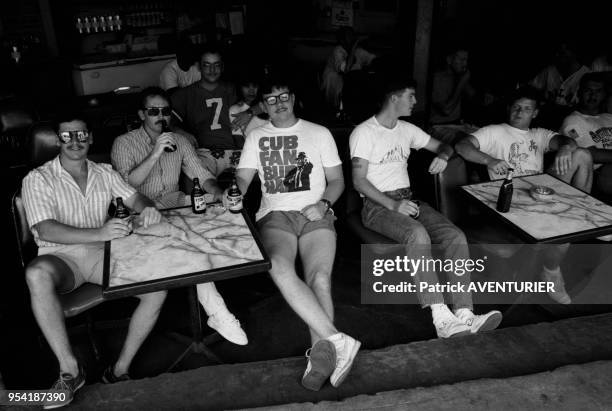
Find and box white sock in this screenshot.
[454,308,472,318]
[430,303,452,321]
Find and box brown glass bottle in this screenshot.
[191,178,207,214]
[496,168,514,213]
[227,178,243,214]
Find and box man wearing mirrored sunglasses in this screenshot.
[235,76,360,391]
[111,87,248,346]
[21,114,166,408]
[171,44,261,177]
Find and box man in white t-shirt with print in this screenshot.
[235,76,360,391]
[350,75,502,340]
[456,86,594,304]
[457,86,593,191]
[561,72,612,195]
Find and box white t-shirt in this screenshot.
[472,123,556,180]
[229,102,269,136]
[561,111,612,169]
[238,119,341,220]
[349,116,430,192]
[159,60,201,90]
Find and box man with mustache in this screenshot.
[111,87,248,346]
[21,114,165,408]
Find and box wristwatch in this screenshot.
[319,198,333,214]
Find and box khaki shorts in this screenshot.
[196,148,242,177]
[257,210,336,237]
[37,243,105,294]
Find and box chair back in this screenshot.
[11,188,37,269]
[29,122,60,168]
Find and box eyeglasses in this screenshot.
[264,92,291,106]
[202,62,223,71]
[58,130,90,144]
[144,107,172,116]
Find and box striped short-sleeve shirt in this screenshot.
[22,156,136,248]
[111,126,214,203]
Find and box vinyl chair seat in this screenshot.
[60,283,105,318]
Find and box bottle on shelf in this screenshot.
[115,15,122,31]
[84,17,91,34]
[191,178,207,214]
[226,178,243,214]
[92,17,99,32]
[100,16,107,32]
[76,17,84,34]
[496,168,514,213]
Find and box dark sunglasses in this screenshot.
[58,130,90,144]
[144,107,172,116]
[264,92,291,106]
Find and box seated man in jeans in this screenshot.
[111,87,247,345]
[22,114,166,408]
[350,74,502,338]
[235,75,360,391]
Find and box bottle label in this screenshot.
[193,195,207,211]
[227,194,243,211]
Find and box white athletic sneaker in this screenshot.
[327,333,361,388]
[207,311,248,345]
[431,304,471,338]
[541,268,571,305]
[455,308,502,333]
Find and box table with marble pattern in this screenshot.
[108,206,265,288]
[461,173,612,242]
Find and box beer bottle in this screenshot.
[114,197,130,219]
[227,178,243,214]
[191,178,207,214]
[161,120,176,152]
[496,168,514,213]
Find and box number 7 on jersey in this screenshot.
[206,98,223,130]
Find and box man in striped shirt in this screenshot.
[111,87,247,346]
[22,115,166,408]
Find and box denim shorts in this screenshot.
[257,210,336,237]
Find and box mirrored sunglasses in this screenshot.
[144,107,172,116]
[264,92,291,106]
[58,130,90,144]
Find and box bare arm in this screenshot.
[423,138,452,174]
[455,135,511,175]
[35,219,125,244]
[549,134,578,175]
[235,168,257,195]
[124,192,162,228]
[300,165,344,221]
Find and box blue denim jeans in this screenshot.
[362,188,473,309]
